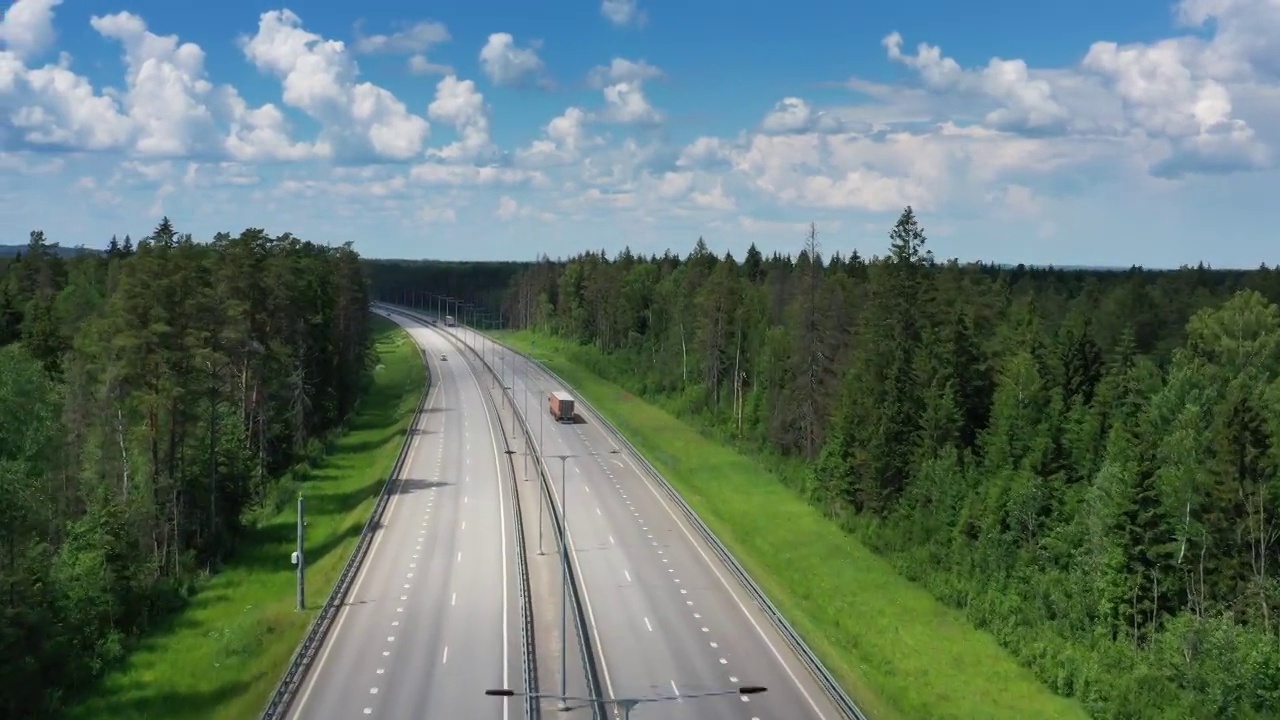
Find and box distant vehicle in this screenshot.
[444,315,456,327]
[440,353,447,361]
[548,391,575,423]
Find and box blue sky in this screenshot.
[2,0,1278,267]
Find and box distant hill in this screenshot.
[0,244,101,258]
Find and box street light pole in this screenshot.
[547,453,577,711]
[521,351,529,424]
[537,471,546,555]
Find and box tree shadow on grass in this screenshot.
[235,511,364,573]
[81,675,257,720]
[339,427,408,457]
[337,406,446,456]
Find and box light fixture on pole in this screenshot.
[483,686,769,720]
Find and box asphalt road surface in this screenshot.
[285,309,524,720]
[461,329,847,720]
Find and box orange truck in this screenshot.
[548,391,575,423]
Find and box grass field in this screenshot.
[495,329,1088,720]
[63,315,426,720]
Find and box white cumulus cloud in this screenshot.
[479,33,548,88]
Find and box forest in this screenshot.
[363,257,524,314]
[0,221,373,720]
[487,209,1280,719]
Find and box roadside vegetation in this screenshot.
[497,329,1086,720]
[64,316,424,720]
[470,208,1280,719]
[0,222,376,720]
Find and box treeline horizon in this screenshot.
[0,222,373,719]
[11,235,1269,279]
[471,211,1280,719]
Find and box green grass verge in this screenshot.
[495,329,1088,720]
[63,315,426,720]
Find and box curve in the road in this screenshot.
[282,310,527,720]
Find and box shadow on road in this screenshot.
[394,478,453,495]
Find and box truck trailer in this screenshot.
[548,391,575,423]
[444,315,456,327]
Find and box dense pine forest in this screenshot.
[0,221,373,720]
[364,258,524,314]
[493,209,1280,719]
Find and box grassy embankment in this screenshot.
[64,315,426,720]
[494,329,1088,720]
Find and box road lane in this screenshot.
[284,309,523,720]
[470,328,845,720]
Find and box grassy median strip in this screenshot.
[495,329,1087,720]
[63,315,426,720]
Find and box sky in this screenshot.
[1,0,1279,268]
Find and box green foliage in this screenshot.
[498,330,1088,720]
[62,317,423,720]
[465,211,1280,718]
[0,220,373,720]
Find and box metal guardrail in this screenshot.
[259,322,433,720]
[469,320,871,720]
[385,306,541,720]
[384,304,607,720]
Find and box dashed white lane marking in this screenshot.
[377,668,385,674]
[624,570,631,582]
[387,636,395,642]
[452,592,457,605]
[719,657,728,664]
[392,621,399,627]
[442,646,449,663]
[596,507,602,516]
[730,675,738,682]
[609,535,615,544]
[462,521,466,530]
[410,563,416,568]
[370,687,378,694]
[644,617,653,632]
[671,680,679,696]
[382,650,390,656]
[457,551,462,562]
[364,709,371,715]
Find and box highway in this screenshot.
[458,327,846,720]
[284,309,524,720]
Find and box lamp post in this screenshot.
[522,352,530,431]
[546,452,579,710]
[483,686,769,719]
